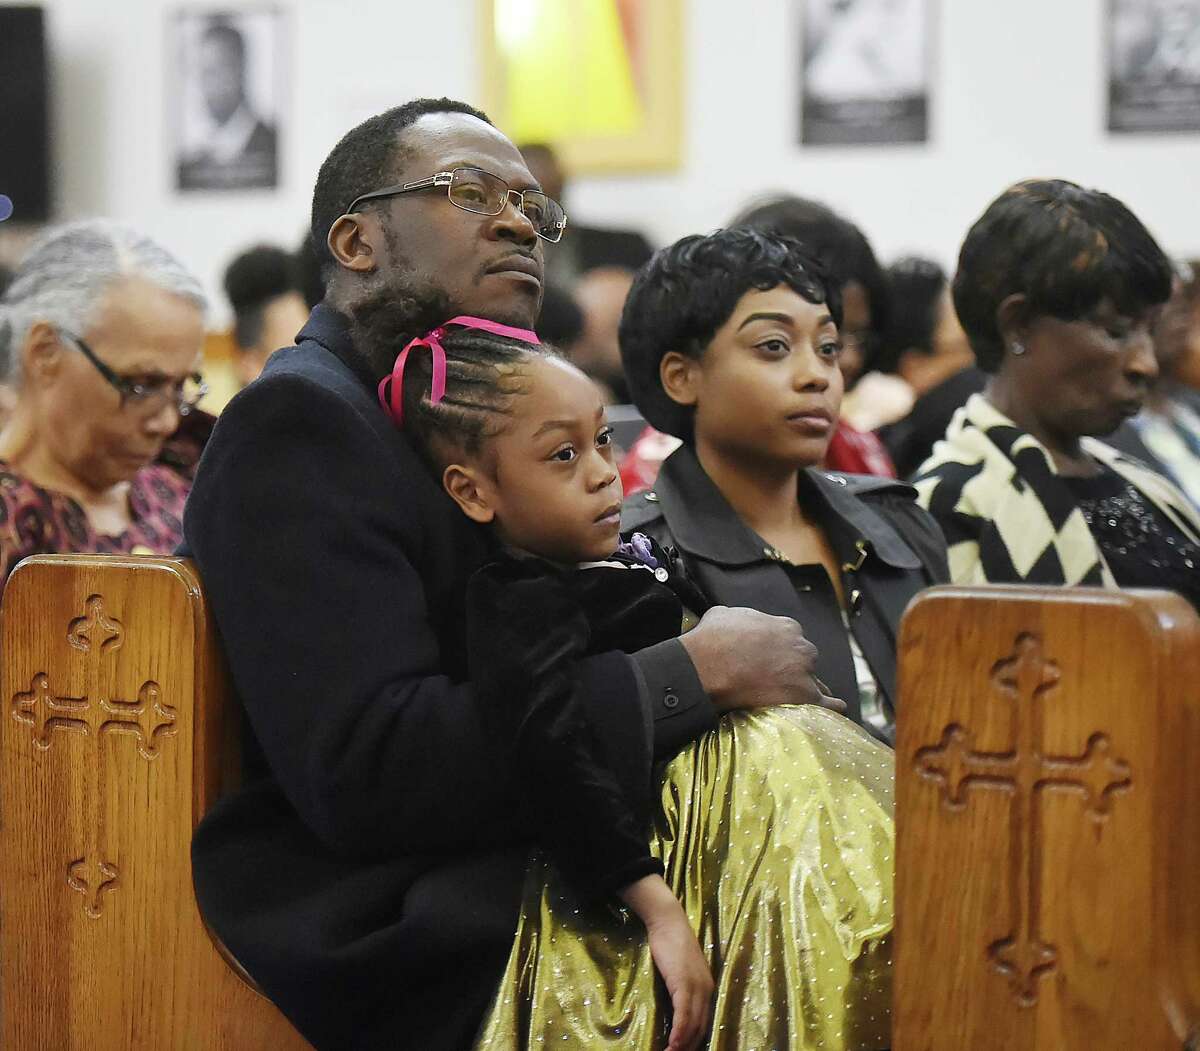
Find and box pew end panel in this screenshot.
[0,554,313,1050]
[894,584,1200,1051]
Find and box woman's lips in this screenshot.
[785,412,834,433]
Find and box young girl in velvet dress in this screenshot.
[382,271,898,1049]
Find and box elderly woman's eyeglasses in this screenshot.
[59,331,208,416]
[344,166,569,244]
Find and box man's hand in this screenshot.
[679,606,846,714]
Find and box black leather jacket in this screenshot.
[622,446,950,743]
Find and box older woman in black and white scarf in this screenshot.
[915,179,1200,611]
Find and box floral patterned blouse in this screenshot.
[0,461,191,591]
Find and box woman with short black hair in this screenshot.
[621,226,949,743]
[914,179,1200,608]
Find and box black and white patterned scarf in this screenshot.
[913,394,1200,586]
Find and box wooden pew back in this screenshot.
[0,555,312,1050]
[895,585,1200,1050]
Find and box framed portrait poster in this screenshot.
[1108,0,1200,133]
[477,0,683,173]
[799,0,932,146]
[171,7,285,191]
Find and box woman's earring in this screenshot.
[1010,341,1026,356]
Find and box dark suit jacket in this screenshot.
[623,446,950,742]
[182,305,712,1050]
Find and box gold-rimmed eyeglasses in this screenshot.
[343,166,568,244]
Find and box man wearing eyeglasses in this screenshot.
[183,97,830,1051]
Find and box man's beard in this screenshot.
[347,278,457,381]
[345,224,543,378]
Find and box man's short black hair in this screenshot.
[952,179,1173,373]
[730,194,889,342]
[223,244,297,350]
[309,97,491,276]
[619,227,841,442]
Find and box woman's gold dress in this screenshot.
[475,704,894,1050]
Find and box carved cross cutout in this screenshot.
[914,632,1131,1005]
[11,595,176,917]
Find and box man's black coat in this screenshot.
[182,305,711,1050]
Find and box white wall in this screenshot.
[7,0,1199,325]
[575,0,1200,272]
[9,0,478,322]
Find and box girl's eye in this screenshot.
[551,445,577,463]
[757,338,790,356]
[596,427,614,448]
[819,340,844,359]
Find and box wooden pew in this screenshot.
[0,555,313,1050]
[8,558,1199,1049]
[895,585,1200,1050]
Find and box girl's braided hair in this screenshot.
[396,325,550,471]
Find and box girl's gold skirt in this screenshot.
[476,706,894,1050]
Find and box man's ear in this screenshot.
[22,321,65,388]
[442,463,497,525]
[995,292,1030,351]
[326,214,379,276]
[660,350,699,409]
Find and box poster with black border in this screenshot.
[800,0,931,146]
[1108,0,1200,134]
[171,7,285,191]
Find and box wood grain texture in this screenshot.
[0,555,313,1050]
[895,584,1200,1051]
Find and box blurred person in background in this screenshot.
[914,180,1200,609]
[520,143,649,407]
[876,255,984,478]
[572,265,635,403]
[532,280,584,347]
[201,243,311,414]
[294,231,326,310]
[0,219,208,589]
[731,194,899,476]
[1106,259,1200,507]
[519,142,654,289]
[224,244,309,387]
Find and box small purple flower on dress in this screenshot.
[615,532,659,568]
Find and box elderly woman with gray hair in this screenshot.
[0,219,208,589]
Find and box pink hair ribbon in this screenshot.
[377,315,540,427]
